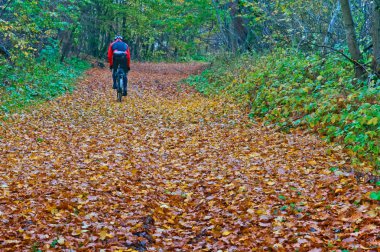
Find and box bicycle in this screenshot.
[115,66,127,102]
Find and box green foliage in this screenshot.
[0,0,86,60]
[187,49,380,169]
[80,0,216,60]
[0,1,90,116]
[0,49,90,115]
[369,191,380,200]
[50,239,59,248]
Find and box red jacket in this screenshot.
[107,39,131,68]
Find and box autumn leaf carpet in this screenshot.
[0,63,379,251]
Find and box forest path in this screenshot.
[0,63,378,250]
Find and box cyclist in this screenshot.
[108,35,131,96]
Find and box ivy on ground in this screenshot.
[187,49,380,171]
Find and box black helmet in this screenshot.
[114,35,123,40]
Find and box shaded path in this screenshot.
[0,63,378,251]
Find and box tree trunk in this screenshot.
[60,26,77,62]
[323,0,340,49]
[212,0,230,50]
[373,0,380,76]
[230,0,248,51]
[339,0,366,78]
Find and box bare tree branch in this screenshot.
[310,43,371,75]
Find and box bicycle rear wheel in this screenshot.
[124,77,128,96]
[117,90,122,102]
[116,78,122,102]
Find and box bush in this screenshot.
[0,48,90,115]
[186,49,380,170]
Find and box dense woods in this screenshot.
[0,0,379,72]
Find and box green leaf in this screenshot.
[369,191,380,201]
[50,239,58,248]
[329,167,339,172]
[280,205,288,211]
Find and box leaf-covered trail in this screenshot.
[0,63,378,251]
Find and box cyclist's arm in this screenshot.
[107,44,113,67]
[126,47,131,69]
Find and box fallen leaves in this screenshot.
[0,63,379,250]
[99,230,113,240]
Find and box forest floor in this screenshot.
[0,63,379,251]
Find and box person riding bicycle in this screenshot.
[108,35,131,96]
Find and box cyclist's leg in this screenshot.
[124,72,128,87]
[112,68,117,89]
[112,57,121,89]
[123,72,128,96]
[121,57,128,96]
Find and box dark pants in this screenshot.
[112,55,128,89]
[112,68,128,90]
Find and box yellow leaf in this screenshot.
[83,159,91,164]
[247,208,255,214]
[267,181,275,186]
[99,230,113,240]
[23,234,31,240]
[99,230,108,240]
[238,186,247,192]
[100,165,109,171]
[308,160,317,165]
[47,205,58,215]
[29,153,40,160]
[256,209,265,215]
[222,230,231,236]
[249,152,260,158]
[160,203,170,209]
[71,229,81,236]
[57,237,65,245]
[335,188,343,193]
[4,240,20,244]
[367,210,378,217]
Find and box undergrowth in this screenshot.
[0,45,90,116]
[187,49,380,171]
